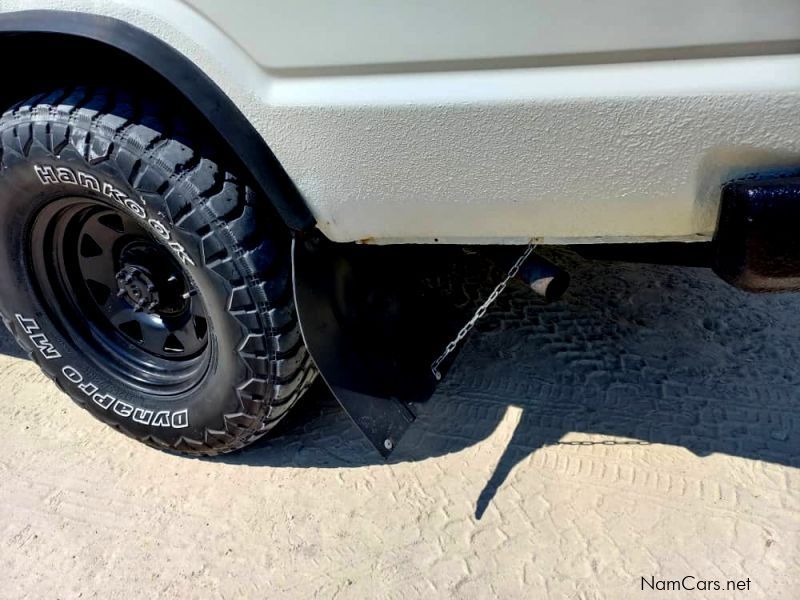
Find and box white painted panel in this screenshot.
[1,1,798,245]
[186,0,800,70]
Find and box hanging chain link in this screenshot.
[430,241,536,381]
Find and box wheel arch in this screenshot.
[0,10,315,232]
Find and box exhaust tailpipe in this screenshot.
[517,253,570,302]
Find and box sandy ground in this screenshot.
[1,249,799,599]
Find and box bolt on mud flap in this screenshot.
[292,235,465,457]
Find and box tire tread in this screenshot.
[0,87,316,455]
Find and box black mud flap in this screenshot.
[292,235,465,457]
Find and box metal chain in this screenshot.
[430,241,536,381]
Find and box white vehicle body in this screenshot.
[2,0,799,244]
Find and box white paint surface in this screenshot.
[1,0,799,244]
[187,0,800,70]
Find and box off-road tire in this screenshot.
[0,87,316,455]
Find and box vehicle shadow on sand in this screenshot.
[223,248,800,519]
[0,326,32,360]
[3,249,796,519]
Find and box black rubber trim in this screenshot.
[0,9,315,232]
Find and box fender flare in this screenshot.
[0,9,315,232]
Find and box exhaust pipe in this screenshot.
[517,253,570,302]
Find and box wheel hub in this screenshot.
[30,199,211,392]
[116,265,159,313]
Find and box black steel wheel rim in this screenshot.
[30,197,212,394]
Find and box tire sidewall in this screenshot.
[0,139,249,444]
